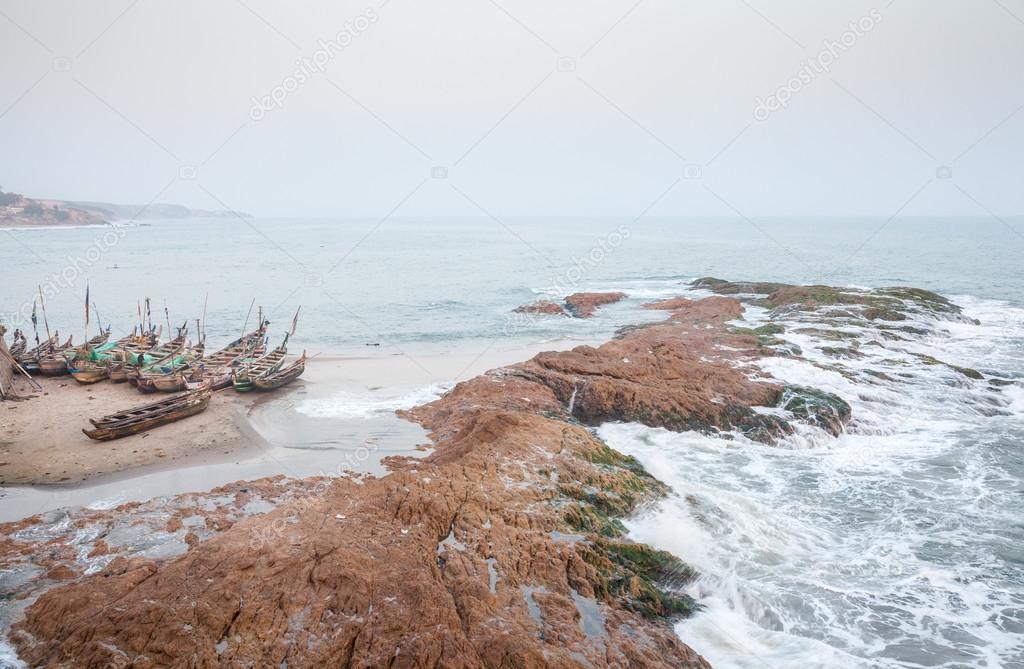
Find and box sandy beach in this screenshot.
[0,375,254,485]
[0,335,600,517]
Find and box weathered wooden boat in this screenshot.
[232,338,289,393]
[125,334,188,385]
[69,363,110,384]
[136,345,204,393]
[64,332,120,384]
[149,325,268,393]
[252,351,306,391]
[17,333,59,375]
[106,332,161,382]
[9,330,27,358]
[37,334,77,376]
[83,384,213,441]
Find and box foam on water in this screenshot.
[598,291,1024,668]
[0,640,26,669]
[295,383,450,420]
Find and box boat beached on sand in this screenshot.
[149,322,269,392]
[0,293,310,438]
[231,336,289,392]
[252,351,306,391]
[37,334,78,376]
[83,384,213,441]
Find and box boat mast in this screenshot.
[84,284,90,346]
[240,298,255,337]
[201,293,208,346]
[37,285,52,343]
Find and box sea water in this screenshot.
[2,216,1023,667]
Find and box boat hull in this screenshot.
[107,365,129,383]
[70,368,108,384]
[152,374,188,393]
[83,392,211,441]
[38,359,69,376]
[253,359,306,391]
[135,378,158,393]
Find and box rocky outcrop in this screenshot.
[11,419,712,668]
[514,299,568,316]
[9,295,854,669]
[564,292,627,318]
[693,277,975,322]
[515,292,627,319]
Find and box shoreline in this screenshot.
[0,334,605,521]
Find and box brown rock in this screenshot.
[513,292,627,319]
[564,292,627,318]
[514,299,568,316]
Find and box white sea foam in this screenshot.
[295,383,450,420]
[595,292,1024,668]
[0,639,26,668]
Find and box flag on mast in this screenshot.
[85,284,90,325]
[31,300,37,327]
[290,306,301,336]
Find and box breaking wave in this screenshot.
[599,289,1024,668]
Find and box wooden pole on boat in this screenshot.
[30,298,40,346]
[240,298,255,337]
[37,286,52,343]
[200,293,208,345]
[93,303,107,336]
[84,284,91,347]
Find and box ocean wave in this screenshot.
[594,289,1024,668]
[0,639,26,669]
[295,383,450,420]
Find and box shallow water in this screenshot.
[2,216,1024,667]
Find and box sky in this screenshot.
[0,0,1022,218]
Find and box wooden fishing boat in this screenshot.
[37,334,76,376]
[9,330,27,358]
[17,333,59,375]
[149,325,268,393]
[125,334,187,385]
[69,364,109,384]
[83,385,212,441]
[62,332,116,383]
[106,332,160,382]
[136,344,203,393]
[252,352,306,391]
[232,339,289,393]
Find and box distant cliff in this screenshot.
[0,187,250,227]
[0,188,108,227]
[67,200,252,220]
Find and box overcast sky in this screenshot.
[1,0,1022,217]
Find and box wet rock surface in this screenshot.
[515,292,627,319]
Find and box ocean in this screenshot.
[2,216,1023,668]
